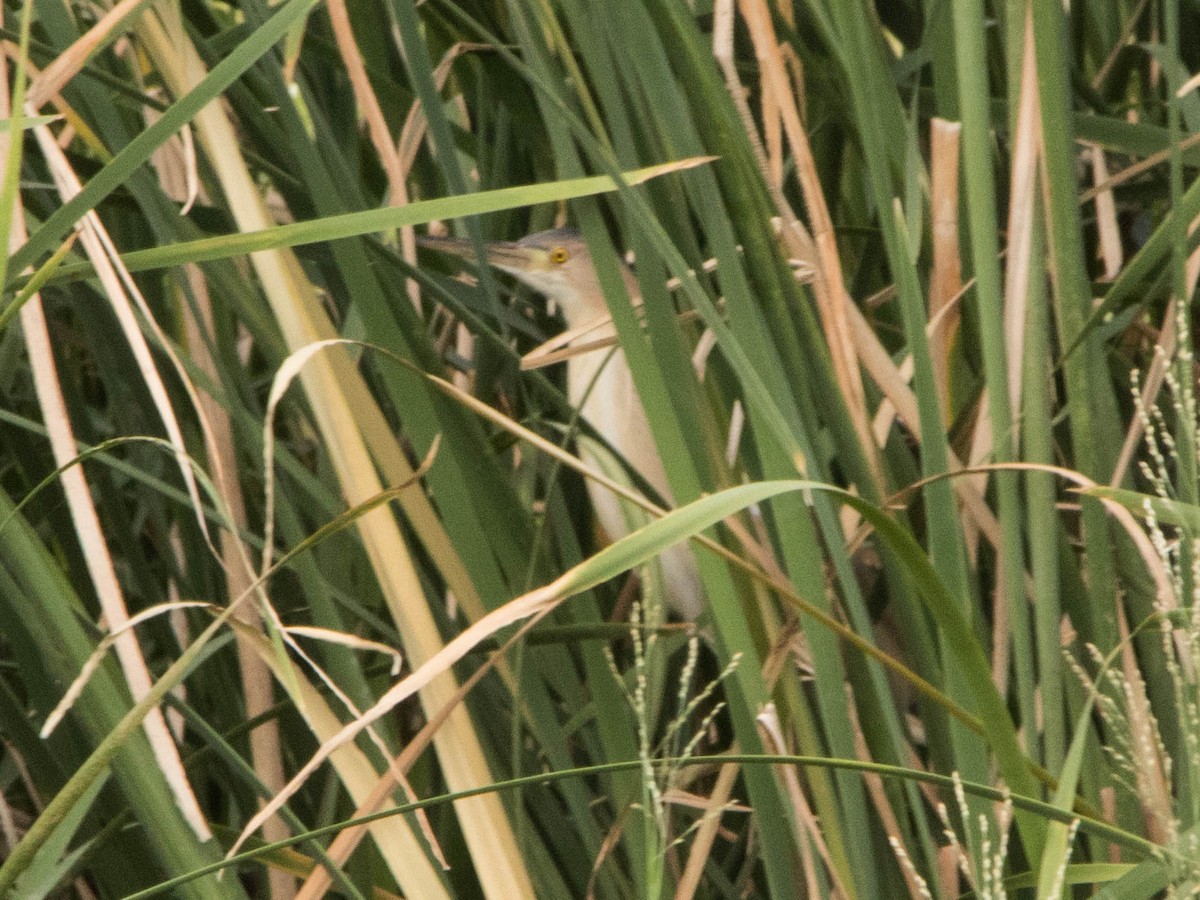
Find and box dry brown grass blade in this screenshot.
[4,50,100,157]
[228,570,573,862]
[520,305,705,371]
[756,705,848,898]
[1092,0,1151,90]
[175,255,291,894]
[586,810,631,900]
[871,351,914,448]
[41,602,215,740]
[1089,145,1123,280]
[229,623,451,900]
[326,0,403,196]
[673,761,740,900]
[24,121,211,839]
[870,275,971,443]
[145,97,200,212]
[520,306,642,370]
[1114,607,1174,846]
[717,0,862,549]
[846,690,930,900]
[712,0,772,182]
[26,0,150,108]
[1113,298,1177,488]
[847,303,1003,552]
[927,116,993,570]
[965,397,996,565]
[1113,213,1200,485]
[1080,129,1200,203]
[325,0,427,314]
[929,119,962,422]
[292,615,541,899]
[523,333,623,369]
[734,0,883,493]
[1178,72,1200,97]
[936,843,961,898]
[397,43,491,178]
[1004,12,1042,425]
[762,56,783,190]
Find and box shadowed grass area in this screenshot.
[2,0,1198,897]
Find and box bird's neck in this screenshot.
[558,265,641,331]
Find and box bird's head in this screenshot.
[419,228,621,325]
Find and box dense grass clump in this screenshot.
[2,1,1199,897]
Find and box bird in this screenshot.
[419,228,703,621]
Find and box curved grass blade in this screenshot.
[129,751,1161,900]
[9,0,324,277]
[14,159,713,292]
[229,478,1047,866]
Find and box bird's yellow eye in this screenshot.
[549,246,570,264]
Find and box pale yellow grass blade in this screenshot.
[24,125,211,839]
[282,627,404,675]
[1003,12,1041,423]
[229,623,451,900]
[136,9,536,894]
[40,602,214,739]
[292,614,540,899]
[929,118,962,421]
[229,576,566,861]
[1089,145,1123,280]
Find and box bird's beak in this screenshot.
[417,235,544,277]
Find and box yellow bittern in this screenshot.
[420,228,703,620]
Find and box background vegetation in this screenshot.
[1,0,1199,896]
